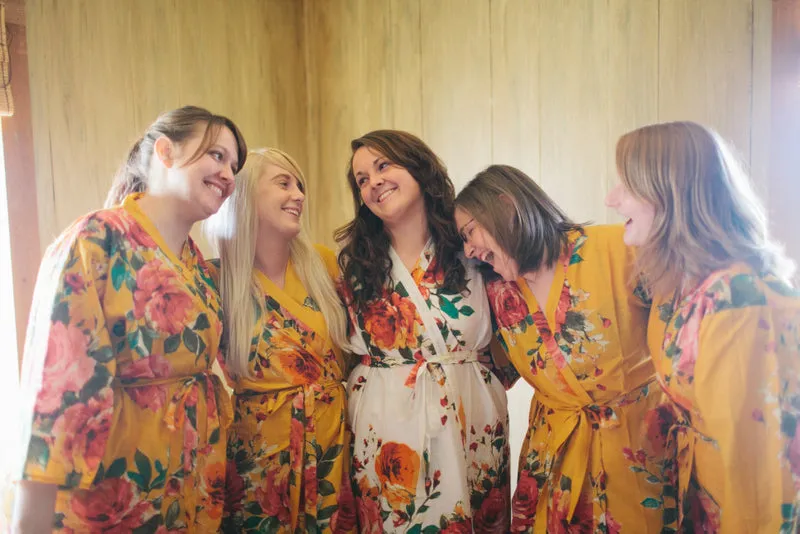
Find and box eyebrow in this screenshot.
[457,217,475,236]
[354,157,382,177]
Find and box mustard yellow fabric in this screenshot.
[18,194,231,532]
[212,246,356,533]
[486,225,670,533]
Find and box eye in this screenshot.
[356,176,368,188]
[377,161,389,171]
[209,150,223,162]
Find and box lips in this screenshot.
[283,206,302,217]
[376,188,397,203]
[204,179,225,198]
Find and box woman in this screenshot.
[455,164,670,533]
[336,130,513,533]
[205,148,355,533]
[608,121,800,532]
[13,106,247,532]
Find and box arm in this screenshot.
[694,307,795,533]
[14,222,116,525]
[11,481,58,534]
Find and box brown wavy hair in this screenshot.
[335,130,467,313]
[616,121,795,296]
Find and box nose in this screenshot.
[370,173,385,189]
[463,240,477,259]
[220,164,235,182]
[292,186,306,202]
[605,183,621,208]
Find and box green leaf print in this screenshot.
[182,327,200,354]
[641,497,661,508]
[165,500,181,529]
[111,257,127,291]
[51,301,70,325]
[423,526,439,534]
[90,345,114,363]
[105,457,127,479]
[79,366,111,403]
[209,427,220,445]
[322,444,343,463]
[130,253,145,271]
[727,274,767,309]
[134,449,153,489]
[194,313,211,330]
[407,525,422,534]
[244,515,265,529]
[131,514,163,534]
[64,471,82,488]
[396,282,410,297]
[164,333,181,354]
[663,507,679,525]
[559,475,572,491]
[318,504,338,521]
[318,479,336,496]
[439,295,459,319]
[303,296,321,311]
[112,320,126,338]
[459,305,475,317]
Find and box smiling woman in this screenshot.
[12,106,247,533]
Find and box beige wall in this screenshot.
[27,0,309,251]
[304,0,773,247]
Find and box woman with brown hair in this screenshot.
[336,130,514,533]
[13,106,246,533]
[455,165,670,533]
[608,120,800,532]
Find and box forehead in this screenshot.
[352,146,385,171]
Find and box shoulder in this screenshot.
[313,243,340,279]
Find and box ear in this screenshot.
[153,135,176,169]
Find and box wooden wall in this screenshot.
[303,0,773,245]
[26,0,309,249]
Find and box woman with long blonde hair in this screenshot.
[607,121,800,532]
[205,148,355,533]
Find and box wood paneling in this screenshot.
[26,0,307,253]
[419,1,492,190]
[771,0,800,266]
[658,0,755,164]
[2,22,36,366]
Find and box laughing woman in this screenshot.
[206,148,356,533]
[336,130,513,533]
[608,121,800,532]
[455,165,670,533]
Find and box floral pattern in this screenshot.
[18,194,230,532]
[211,246,355,534]
[486,225,670,533]
[344,240,511,532]
[645,265,800,532]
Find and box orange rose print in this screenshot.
[374,442,421,509]
[364,293,421,351]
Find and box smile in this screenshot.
[377,188,396,203]
[283,207,301,217]
[204,181,224,198]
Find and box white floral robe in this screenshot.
[343,240,511,533]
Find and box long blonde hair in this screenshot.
[205,148,348,378]
[616,121,795,297]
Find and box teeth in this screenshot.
[206,183,223,197]
[284,208,301,217]
[377,189,396,203]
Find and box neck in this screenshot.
[254,229,292,288]
[385,208,431,261]
[135,194,194,257]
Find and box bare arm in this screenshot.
[11,480,57,534]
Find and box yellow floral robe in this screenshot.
[211,246,356,534]
[17,193,231,532]
[646,263,800,533]
[485,225,671,533]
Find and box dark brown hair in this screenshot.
[105,105,247,208]
[456,164,583,274]
[335,130,467,312]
